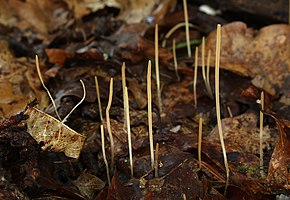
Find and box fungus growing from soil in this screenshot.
[155,24,162,113]
[100,124,110,186]
[193,47,198,108]
[124,86,133,177]
[95,76,103,121]
[147,60,155,169]
[105,78,115,171]
[183,0,191,57]
[172,39,180,81]
[215,24,229,193]
[198,116,203,169]
[259,91,265,177]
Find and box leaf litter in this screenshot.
[0,0,289,199]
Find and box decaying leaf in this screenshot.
[268,116,290,185]
[206,112,276,154]
[203,22,290,99]
[24,107,85,159]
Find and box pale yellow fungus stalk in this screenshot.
[198,116,203,169]
[193,47,198,108]
[95,76,103,121]
[106,78,115,171]
[154,143,159,178]
[100,125,110,186]
[183,0,191,57]
[259,91,265,177]
[155,24,162,113]
[147,60,155,169]
[124,86,133,177]
[122,62,127,128]
[206,49,214,99]
[172,39,180,81]
[215,24,229,194]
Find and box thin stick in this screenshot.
[35,55,61,121]
[206,49,214,99]
[215,24,229,194]
[193,47,198,108]
[259,91,265,177]
[172,39,180,81]
[95,76,103,121]
[100,125,110,186]
[198,116,203,169]
[154,143,159,178]
[147,60,155,169]
[62,80,86,123]
[183,0,191,57]
[106,78,115,171]
[124,86,133,177]
[122,62,127,128]
[155,24,163,113]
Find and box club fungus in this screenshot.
[36,55,61,121]
[206,49,214,99]
[147,60,155,169]
[215,24,229,193]
[183,0,191,57]
[106,78,115,171]
[172,39,180,81]
[154,143,159,178]
[95,76,103,121]
[259,91,265,177]
[155,24,162,113]
[193,47,198,108]
[122,62,127,128]
[100,124,110,185]
[124,86,133,177]
[201,37,206,87]
[198,116,203,169]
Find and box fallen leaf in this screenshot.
[24,107,85,159]
[203,22,290,99]
[267,115,290,185]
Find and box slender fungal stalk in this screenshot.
[161,22,199,48]
[215,24,229,194]
[227,106,233,118]
[155,24,162,113]
[193,47,198,108]
[122,62,127,128]
[35,55,61,121]
[147,60,155,169]
[183,0,191,57]
[95,76,103,121]
[198,116,203,169]
[124,86,133,177]
[259,91,265,177]
[172,39,180,81]
[201,37,206,86]
[106,78,115,171]
[100,125,110,186]
[154,143,159,178]
[206,49,214,99]
[62,80,86,123]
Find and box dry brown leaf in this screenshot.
[204,22,290,99]
[66,0,176,24]
[9,0,70,40]
[267,116,290,185]
[206,113,276,154]
[0,40,48,117]
[24,107,85,159]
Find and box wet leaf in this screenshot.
[24,107,85,159]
